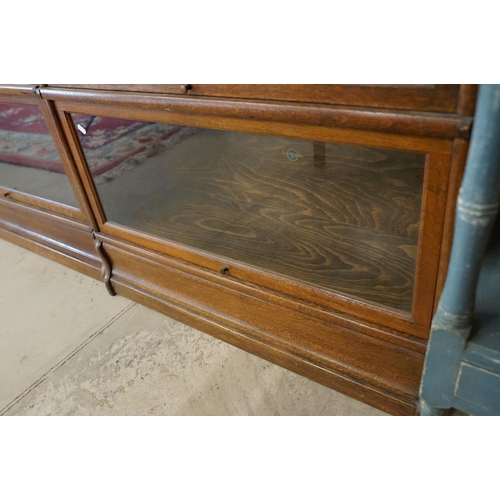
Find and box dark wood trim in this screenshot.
[56,110,108,227]
[54,100,454,155]
[0,186,84,222]
[184,84,461,114]
[95,230,427,354]
[50,84,181,95]
[0,93,40,105]
[42,87,472,140]
[411,153,452,328]
[98,220,428,337]
[114,279,418,415]
[0,226,102,281]
[0,84,476,415]
[0,84,39,97]
[48,84,462,114]
[104,239,424,415]
[0,93,88,223]
[50,98,454,339]
[39,100,99,230]
[458,85,479,117]
[433,139,470,311]
[0,195,93,233]
[0,197,101,278]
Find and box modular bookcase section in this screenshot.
[0,86,104,282]
[1,84,477,414]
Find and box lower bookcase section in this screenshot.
[0,199,102,280]
[101,235,425,415]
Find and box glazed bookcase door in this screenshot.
[0,90,89,222]
[55,98,453,339]
[70,114,425,314]
[0,84,473,414]
[0,86,109,285]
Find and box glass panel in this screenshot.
[73,114,426,312]
[0,103,78,207]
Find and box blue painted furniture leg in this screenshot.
[419,84,500,415]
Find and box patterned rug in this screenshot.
[0,103,189,183]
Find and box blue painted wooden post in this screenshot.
[419,85,500,415]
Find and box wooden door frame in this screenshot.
[47,88,466,339]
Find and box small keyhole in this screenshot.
[220,266,229,276]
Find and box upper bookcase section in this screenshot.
[47,84,477,115]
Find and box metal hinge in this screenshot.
[31,85,42,98]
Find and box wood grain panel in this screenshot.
[0,226,102,282]
[43,87,472,140]
[104,240,424,414]
[0,187,84,222]
[96,230,427,352]
[0,85,39,97]
[433,139,469,311]
[57,100,454,333]
[0,197,100,272]
[114,276,418,415]
[51,84,181,94]
[48,84,463,113]
[54,100,454,155]
[84,126,424,312]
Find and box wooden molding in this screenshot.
[42,87,472,140]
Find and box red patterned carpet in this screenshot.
[0,103,183,181]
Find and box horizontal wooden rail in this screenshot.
[0,84,40,96]
[40,87,473,140]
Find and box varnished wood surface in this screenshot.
[0,196,100,272]
[458,85,479,116]
[113,280,419,415]
[0,186,84,222]
[0,84,475,415]
[39,100,100,230]
[48,84,465,114]
[408,153,452,327]
[185,85,461,113]
[0,225,102,283]
[55,100,455,156]
[57,109,107,228]
[433,139,470,311]
[0,85,39,97]
[91,128,424,312]
[42,88,472,140]
[0,96,92,223]
[104,240,424,415]
[96,230,428,352]
[50,84,181,95]
[54,94,457,333]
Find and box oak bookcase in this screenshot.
[0,84,478,415]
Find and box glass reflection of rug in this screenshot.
[0,103,186,183]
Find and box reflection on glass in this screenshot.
[0,103,77,207]
[73,114,425,312]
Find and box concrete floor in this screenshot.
[0,238,386,416]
